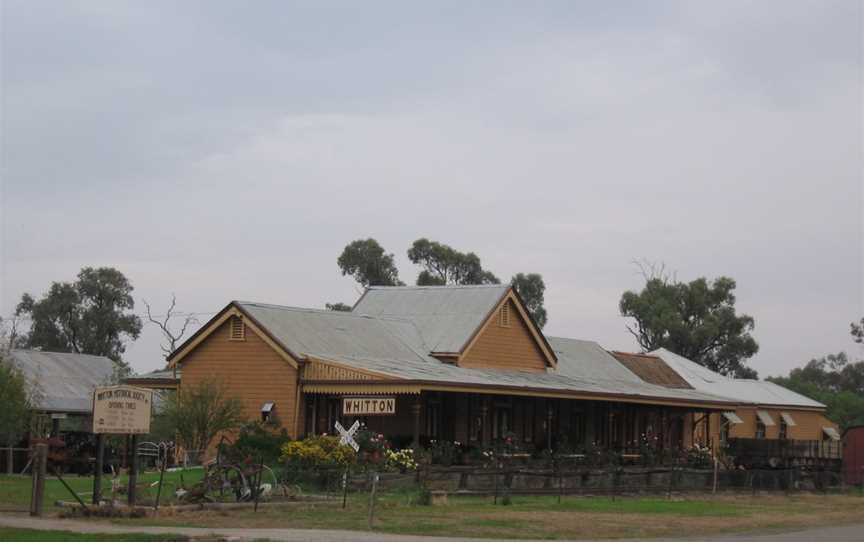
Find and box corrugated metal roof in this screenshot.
[608,351,693,389]
[650,348,826,409]
[126,368,181,381]
[234,300,736,406]
[351,285,509,353]
[239,302,431,364]
[548,338,644,384]
[7,349,118,413]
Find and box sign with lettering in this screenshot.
[342,397,396,416]
[91,385,153,434]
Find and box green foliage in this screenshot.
[851,317,864,344]
[619,271,758,377]
[768,354,864,431]
[229,421,291,464]
[0,527,189,542]
[14,267,142,367]
[412,485,432,506]
[325,302,352,312]
[407,238,500,286]
[511,273,547,329]
[161,379,245,456]
[0,355,31,446]
[766,318,864,431]
[337,238,403,287]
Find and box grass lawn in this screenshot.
[0,469,205,511]
[0,527,189,542]
[113,491,864,540]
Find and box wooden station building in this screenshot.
[166,285,755,454]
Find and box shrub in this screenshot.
[225,421,290,464]
[384,448,417,472]
[280,435,356,468]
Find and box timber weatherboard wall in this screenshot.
[179,317,301,439]
[692,408,838,444]
[460,299,548,372]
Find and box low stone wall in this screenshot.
[348,465,843,494]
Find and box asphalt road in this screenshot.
[0,514,862,542]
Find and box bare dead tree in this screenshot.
[0,314,24,353]
[143,295,198,360]
[631,258,676,284]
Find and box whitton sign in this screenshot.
[92,385,153,434]
[342,397,396,416]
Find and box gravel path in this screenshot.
[1,513,863,542]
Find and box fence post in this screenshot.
[367,472,379,530]
[712,457,718,494]
[5,447,12,475]
[128,434,139,507]
[342,467,349,509]
[30,443,47,517]
[93,434,104,505]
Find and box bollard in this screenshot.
[30,443,47,517]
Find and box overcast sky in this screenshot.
[1,1,862,376]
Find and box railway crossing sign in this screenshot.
[335,420,361,452]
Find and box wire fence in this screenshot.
[279,462,849,502]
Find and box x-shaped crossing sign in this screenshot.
[335,420,361,452]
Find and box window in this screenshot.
[426,397,441,439]
[755,421,766,439]
[498,303,511,327]
[493,402,512,440]
[229,316,245,341]
[261,402,275,423]
[719,422,730,445]
[779,420,788,440]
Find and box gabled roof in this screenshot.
[6,349,117,413]
[609,351,693,389]
[548,338,644,384]
[352,285,510,354]
[238,302,431,365]
[167,290,739,408]
[650,348,825,409]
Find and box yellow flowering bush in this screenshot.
[385,448,417,472]
[280,435,356,468]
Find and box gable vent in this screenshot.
[229,316,246,341]
[498,303,511,328]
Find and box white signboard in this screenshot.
[335,420,361,452]
[92,385,153,434]
[343,397,396,416]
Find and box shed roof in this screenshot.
[608,351,693,389]
[649,348,825,409]
[6,349,118,413]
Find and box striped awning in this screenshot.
[756,410,776,426]
[823,427,841,441]
[780,412,797,426]
[722,411,743,424]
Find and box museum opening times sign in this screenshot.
[92,385,153,434]
[343,396,396,416]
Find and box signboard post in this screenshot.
[91,386,153,507]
